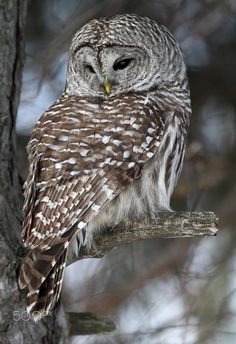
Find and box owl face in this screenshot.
[69,45,150,97]
[65,15,187,98]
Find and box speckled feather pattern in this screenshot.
[19,14,191,321]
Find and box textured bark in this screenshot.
[69,211,218,263]
[0,1,62,343]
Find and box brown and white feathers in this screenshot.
[19,14,191,321]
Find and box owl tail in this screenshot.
[18,245,68,321]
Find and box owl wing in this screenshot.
[19,94,165,318]
[22,94,165,249]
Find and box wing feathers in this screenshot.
[19,93,166,319]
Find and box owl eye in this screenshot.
[113,58,133,71]
[85,64,95,73]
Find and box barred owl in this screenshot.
[19,14,191,320]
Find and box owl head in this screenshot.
[65,14,187,98]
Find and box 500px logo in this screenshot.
[13,310,53,321]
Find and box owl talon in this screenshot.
[151,211,159,219]
[108,224,119,233]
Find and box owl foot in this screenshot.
[107,224,119,233]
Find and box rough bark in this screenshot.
[0,2,62,343]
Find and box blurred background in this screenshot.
[16,0,236,343]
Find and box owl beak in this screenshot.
[104,82,111,94]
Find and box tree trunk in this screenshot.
[0,1,63,343]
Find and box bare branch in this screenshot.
[68,211,218,264]
[65,211,217,334]
[67,312,116,336]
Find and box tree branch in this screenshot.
[65,211,218,335]
[68,211,218,264]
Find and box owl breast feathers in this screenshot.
[19,14,191,321]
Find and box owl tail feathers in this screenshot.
[18,245,67,322]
